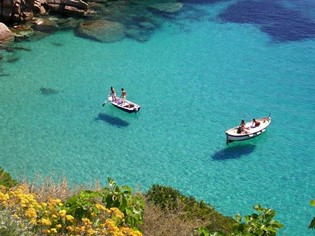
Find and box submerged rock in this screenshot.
[40,87,58,95]
[7,55,20,63]
[77,20,125,43]
[125,26,151,42]
[32,18,59,33]
[148,2,183,14]
[10,24,35,41]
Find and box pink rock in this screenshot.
[0,23,15,46]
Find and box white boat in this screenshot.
[225,115,271,145]
[103,96,141,113]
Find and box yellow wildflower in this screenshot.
[40,218,52,226]
[66,214,74,222]
[66,226,74,232]
[131,231,143,236]
[95,203,106,211]
[87,228,95,235]
[110,207,124,219]
[0,192,9,202]
[59,209,67,217]
[105,219,119,232]
[50,228,57,234]
[52,199,61,204]
[30,218,37,225]
[42,229,51,234]
[82,217,92,225]
[25,207,37,219]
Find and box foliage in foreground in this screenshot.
[0,169,314,235]
[66,177,144,228]
[0,207,35,236]
[310,199,315,229]
[0,168,18,189]
[0,179,143,235]
[233,204,283,235]
[198,204,283,236]
[145,185,235,235]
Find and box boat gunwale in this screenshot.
[108,96,141,113]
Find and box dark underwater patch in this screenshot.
[51,42,63,47]
[212,144,256,160]
[95,113,129,128]
[40,87,58,95]
[179,0,231,4]
[219,0,315,42]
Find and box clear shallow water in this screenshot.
[1,0,315,235]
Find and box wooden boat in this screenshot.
[104,96,141,113]
[225,115,271,145]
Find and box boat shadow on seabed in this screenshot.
[95,113,129,128]
[212,144,256,161]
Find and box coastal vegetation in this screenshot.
[310,199,315,229]
[0,168,312,235]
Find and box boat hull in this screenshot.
[108,97,140,113]
[225,116,271,144]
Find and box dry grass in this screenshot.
[141,199,206,236]
[21,176,102,202]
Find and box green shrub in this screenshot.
[145,185,184,210]
[65,190,102,219]
[146,185,235,235]
[0,168,18,189]
[101,177,144,227]
[65,178,144,229]
[233,204,283,235]
[309,199,315,229]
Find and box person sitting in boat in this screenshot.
[237,126,243,134]
[121,88,127,104]
[237,120,249,134]
[252,119,260,128]
[110,86,116,101]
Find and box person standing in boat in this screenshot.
[110,86,116,101]
[121,88,127,104]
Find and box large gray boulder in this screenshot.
[0,23,15,47]
[77,20,125,43]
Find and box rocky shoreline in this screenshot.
[0,0,184,47]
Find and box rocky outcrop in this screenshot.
[0,23,15,46]
[46,0,89,16]
[0,0,89,23]
[0,0,184,45]
[77,20,125,43]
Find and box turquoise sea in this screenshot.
[1,0,315,235]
